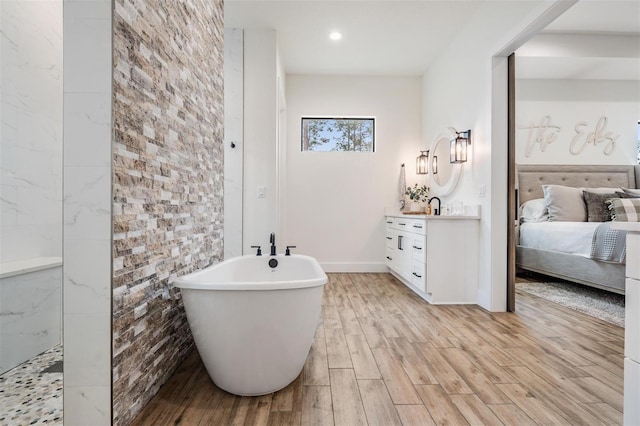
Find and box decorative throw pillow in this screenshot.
[542,185,587,222]
[583,191,618,222]
[519,198,548,223]
[606,198,640,222]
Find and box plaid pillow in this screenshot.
[606,198,640,222]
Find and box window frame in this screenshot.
[300,116,376,153]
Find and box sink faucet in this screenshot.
[269,232,277,256]
[428,197,441,216]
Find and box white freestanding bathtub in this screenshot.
[174,254,328,396]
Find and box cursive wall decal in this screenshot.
[569,116,618,156]
[519,115,561,157]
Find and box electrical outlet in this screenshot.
[478,184,486,198]
[257,186,265,198]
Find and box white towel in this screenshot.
[399,164,407,210]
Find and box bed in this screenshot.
[516,164,640,294]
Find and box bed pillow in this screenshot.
[607,198,640,222]
[519,198,548,223]
[542,185,587,222]
[583,187,622,194]
[615,191,640,199]
[583,191,618,222]
[620,187,640,197]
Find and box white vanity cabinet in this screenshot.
[611,222,640,425]
[386,217,427,292]
[385,214,479,304]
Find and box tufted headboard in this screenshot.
[517,164,639,205]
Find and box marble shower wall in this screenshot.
[0,266,62,374]
[63,0,113,423]
[0,0,63,262]
[112,1,224,424]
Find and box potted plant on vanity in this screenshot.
[405,183,429,213]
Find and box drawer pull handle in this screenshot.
[398,223,406,226]
[412,272,422,278]
[386,221,393,224]
[386,237,392,240]
[386,256,392,260]
[412,246,422,250]
[413,225,423,228]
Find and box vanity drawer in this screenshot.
[410,260,426,292]
[411,235,426,261]
[390,217,425,233]
[408,220,426,236]
[391,218,411,231]
[385,223,394,248]
[385,247,393,267]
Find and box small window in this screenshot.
[301,117,375,152]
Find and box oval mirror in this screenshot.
[429,136,461,196]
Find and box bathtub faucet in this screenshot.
[270,233,277,256]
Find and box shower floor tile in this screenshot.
[0,345,63,426]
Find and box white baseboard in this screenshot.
[320,262,388,273]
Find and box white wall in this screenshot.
[0,0,63,262]
[243,29,279,253]
[224,28,244,258]
[516,79,640,165]
[285,75,423,271]
[421,0,561,311]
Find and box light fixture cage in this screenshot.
[416,150,429,174]
[450,130,471,164]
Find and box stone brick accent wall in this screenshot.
[112,1,224,424]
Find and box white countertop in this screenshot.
[611,222,640,233]
[385,211,480,220]
[385,204,480,220]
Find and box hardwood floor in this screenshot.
[132,273,624,425]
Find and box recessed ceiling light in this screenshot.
[329,31,342,41]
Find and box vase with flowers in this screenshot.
[405,183,430,212]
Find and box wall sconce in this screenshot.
[416,150,429,174]
[432,155,438,174]
[450,129,471,163]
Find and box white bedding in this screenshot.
[519,222,601,258]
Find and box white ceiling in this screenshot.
[517,1,640,80]
[543,1,640,35]
[225,0,640,78]
[225,1,484,75]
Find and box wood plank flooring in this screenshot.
[132,273,624,425]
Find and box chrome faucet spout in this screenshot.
[428,197,441,216]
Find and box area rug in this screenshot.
[516,281,625,328]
